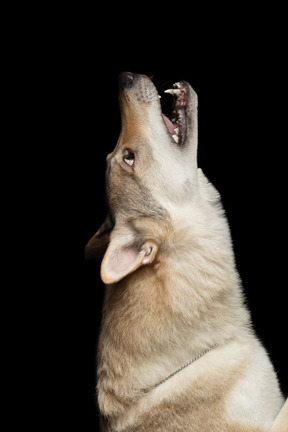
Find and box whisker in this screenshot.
[158,79,170,90]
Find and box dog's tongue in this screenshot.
[162,114,175,135]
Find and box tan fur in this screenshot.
[270,399,288,432]
[86,73,286,431]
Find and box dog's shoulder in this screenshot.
[115,339,282,431]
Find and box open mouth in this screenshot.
[162,81,188,146]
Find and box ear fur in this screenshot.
[85,215,113,259]
[101,225,158,284]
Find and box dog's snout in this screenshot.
[119,71,135,88]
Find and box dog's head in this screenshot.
[86,73,209,284]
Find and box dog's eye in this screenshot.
[123,150,135,167]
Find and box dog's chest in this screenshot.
[100,377,266,432]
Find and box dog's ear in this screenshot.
[100,226,158,284]
[85,215,113,259]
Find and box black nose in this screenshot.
[119,72,135,88]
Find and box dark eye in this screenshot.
[123,149,135,167]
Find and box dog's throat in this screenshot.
[142,345,218,394]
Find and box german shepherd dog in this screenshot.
[85,73,287,431]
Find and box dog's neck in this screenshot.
[97,206,251,419]
[142,344,218,394]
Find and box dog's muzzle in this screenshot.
[118,72,189,147]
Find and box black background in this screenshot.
[32,13,287,430]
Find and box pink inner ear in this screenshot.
[108,243,141,277]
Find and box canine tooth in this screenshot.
[158,95,161,99]
[164,89,180,96]
[172,134,179,143]
[174,128,179,134]
[174,82,181,88]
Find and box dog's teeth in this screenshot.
[164,89,180,96]
[172,134,179,143]
[158,95,161,99]
[174,128,179,135]
[174,82,181,88]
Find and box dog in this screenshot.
[85,72,287,431]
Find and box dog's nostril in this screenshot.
[119,72,134,88]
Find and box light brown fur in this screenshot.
[86,73,286,431]
[270,400,288,432]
